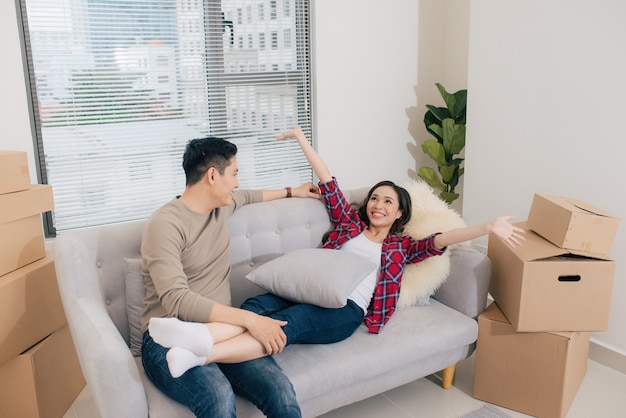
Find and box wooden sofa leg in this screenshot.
[441,364,456,389]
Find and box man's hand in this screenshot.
[246,314,288,355]
[293,182,321,199]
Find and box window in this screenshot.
[18,0,312,235]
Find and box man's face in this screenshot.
[214,156,239,206]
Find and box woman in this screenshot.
[149,126,525,378]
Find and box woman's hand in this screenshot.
[489,216,526,248]
[275,125,334,184]
[276,126,306,142]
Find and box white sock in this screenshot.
[166,346,207,378]
[149,317,214,357]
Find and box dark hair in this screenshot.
[182,137,237,186]
[357,180,412,235]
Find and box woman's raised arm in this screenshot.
[276,126,333,184]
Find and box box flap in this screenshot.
[566,248,614,261]
[537,193,620,220]
[480,302,509,324]
[481,302,577,339]
[505,222,613,262]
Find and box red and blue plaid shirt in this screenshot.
[319,178,445,334]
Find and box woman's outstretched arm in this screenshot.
[434,215,525,250]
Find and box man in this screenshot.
[140,136,320,417]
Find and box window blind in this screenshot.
[19,0,312,235]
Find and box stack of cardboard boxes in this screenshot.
[0,151,85,418]
[474,193,621,418]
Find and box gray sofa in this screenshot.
[53,188,491,418]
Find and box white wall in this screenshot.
[313,0,469,211]
[313,0,420,189]
[1,0,37,182]
[464,0,626,355]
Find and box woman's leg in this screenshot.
[205,298,364,363]
[150,292,289,354]
[208,293,300,360]
[152,294,292,376]
[273,299,364,345]
[241,294,364,344]
[240,292,295,316]
[157,295,364,376]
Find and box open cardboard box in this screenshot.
[488,222,615,332]
[527,193,620,255]
[474,302,589,418]
[0,254,67,366]
[0,325,85,418]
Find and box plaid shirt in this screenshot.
[320,178,445,334]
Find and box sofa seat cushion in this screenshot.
[136,299,477,418]
[275,299,477,416]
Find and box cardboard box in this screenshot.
[0,254,67,366]
[0,184,54,277]
[0,215,46,277]
[527,193,620,255]
[488,222,615,332]
[0,151,30,195]
[474,303,589,418]
[0,184,54,224]
[0,325,85,418]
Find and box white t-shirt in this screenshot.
[340,233,382,313]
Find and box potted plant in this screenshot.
[418,83,467,204]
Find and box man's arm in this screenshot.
[261,182,321,201]
[208,303,288,355]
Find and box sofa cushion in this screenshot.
[273,299,478,417]
[245,248,377,308]
[398,180,467,309]
[124,257,144,357]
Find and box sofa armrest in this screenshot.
[54,235,148,418]
[432,246,491,319]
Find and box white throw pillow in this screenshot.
[245,248,377,308]
[397,180,467,309]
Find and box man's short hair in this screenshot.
[182,137,238,186]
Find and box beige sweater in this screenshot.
[140,190,262,333]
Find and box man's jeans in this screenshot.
[141,332,301,418]
[240,293,364,345]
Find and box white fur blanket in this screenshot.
[397,180,467,309]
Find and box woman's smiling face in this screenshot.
[365,185,403,230]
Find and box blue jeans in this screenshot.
[240,293,364,345]
[141,332,301,418]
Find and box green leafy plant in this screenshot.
[418,83,467,204]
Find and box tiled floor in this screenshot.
[63,353,626,418]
